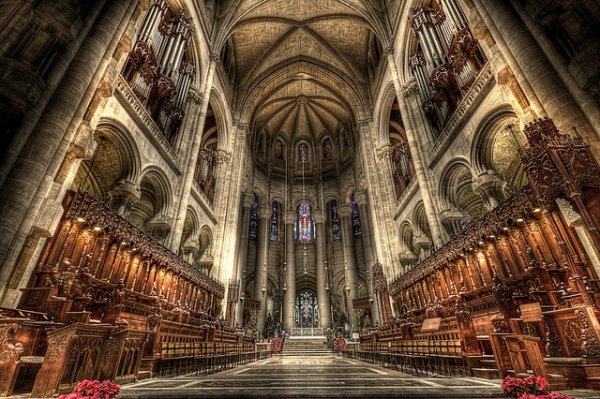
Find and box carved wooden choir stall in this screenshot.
[349,118,600,389]
[0,192,257,397]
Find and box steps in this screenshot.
[470,355,501,379]
[280,337,331,356]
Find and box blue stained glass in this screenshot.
[331,200,340,240]
[270,201,279,241]
[249,194,258,240]
[351,193,362,237]
[296,201,313,243]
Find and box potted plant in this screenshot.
[501,375,572,399]
[59,379,120,399]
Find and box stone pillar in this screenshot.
[108,179,140,217]
[169,52,221,250]
[474,0,598,150]
[471,171,507,210]
[234,192,254,327]
[384,47,446,249]
[338,204,359,330]
[283,211,296,332]
[0,0,136,303]
[399,83,447,249]
[313,210,331,328]
[254,205,270,335]
[354,191,379,325]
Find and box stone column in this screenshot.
[313,210,331,328]
[474,0,598,150]
[254,205,270,335]
[354,191,379,325]
[283,211,296,332]
[234,192,254,327]
[0,0,136,303]
[384,46,446,249]
[471,171,507,210]
[164,85,202,249]
[169,52,221,250]
[108,179,141,217]
[338,204,359,330]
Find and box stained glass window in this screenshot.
[298,143,309,163]
[351,193,362,237]
[270,201,280,241]
[294,201,314,243]
[273,140,283,160]
[323,138,333,159]
[294,291,319,327]
[331,200,340,240]
[249,193,258,240]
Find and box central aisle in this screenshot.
[120,355,505,398]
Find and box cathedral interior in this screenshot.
[1,0,600,397]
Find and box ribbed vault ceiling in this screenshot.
[215,0,389,140]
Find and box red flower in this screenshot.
[269,338,284,353]
[59,380,120,399]
[333,337,347,352]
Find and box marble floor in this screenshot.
[120,355,507,398]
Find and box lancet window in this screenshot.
[294,201,314,244]
[409,0,485,136]
[323,138,333,159]
[122,0,196,144]
[249,194,258,240]
[351,193,362,237]
[391,138,415,198]
[295,291,319,328]
[331,200,341,240]
[270,201,280,241]
[194,143,216,202]
[298,143,310,163]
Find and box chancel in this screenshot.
[0,0,599,398]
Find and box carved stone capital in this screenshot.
[401,82,419,98]
[243,192,255,208]
[354,191,367,206]
[359,173,368,190]
[384,46,394,56]
[214,148,231,165]
[313,210,325,224]
[375,144,394,160]
[187,85,202,104]
[284,211,296,225]
[258,205,271,219]
[209,52,221,63]
[358,117,373,128]
[338,204,352,218]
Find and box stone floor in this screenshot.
[121,355,509,398]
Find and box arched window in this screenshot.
[330,200,340,240]
[273,140,284,160]
[351,193,362,237]
[298,143,309,163]
[323,138,333,159]
[295,291,319,327]
[249,194,258,240]
[270,201,280,241]
[294,201,314,243]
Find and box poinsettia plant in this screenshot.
[58,379,120,399]
[332,337,347,352]
[269,337,284,353]
[501,376,572,399]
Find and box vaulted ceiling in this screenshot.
[213,0,392,141]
